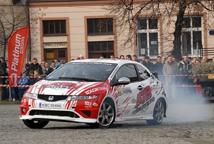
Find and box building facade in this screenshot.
[0,0,27,59]
[28,0,214,62]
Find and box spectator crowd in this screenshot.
[0,54,214,101]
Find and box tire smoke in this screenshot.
[165,85,213,123]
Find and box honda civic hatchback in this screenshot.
[20,59,167,128]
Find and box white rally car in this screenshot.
[20,59,167,128]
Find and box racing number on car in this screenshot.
[135,86,152,109]
[65,100,77,109]
[71,100,77,108]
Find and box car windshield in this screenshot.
[46,62,117,82]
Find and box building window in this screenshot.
[44,48,67,62]
[87,18,113,35]
[182,16,202,56]
[88,41,114,58]
[137,18,159,56]
[43,20,66,36]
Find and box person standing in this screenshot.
[141,55,154,71]
[178,56,192,84]
[29,70,42,85]
[119,55,125,59]
[0,60,4,100]
[0,58,7,100]
[153,56,163,75]
[43,62,54,76]
[126,55,132,60]
[178,56,192,75]
[30,58,43,75]
[153,56,163,81]
[163,55,178,99]
[25,61,31,76]
[132,55,141,62]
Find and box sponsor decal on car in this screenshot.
[135,86,152,108]
[85,88,99,95]
[132,86,155,114]
[133,97,155,114]
[84,101,92,107]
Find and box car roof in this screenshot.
[68,59,140,65]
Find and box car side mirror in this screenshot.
[118,77,130,84]
[111,77,130,86]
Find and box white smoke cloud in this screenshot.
[165,85,213,123]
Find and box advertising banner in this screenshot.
[8,26,29,87]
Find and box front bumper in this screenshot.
[20,108,97,123]
[20,96,99,123]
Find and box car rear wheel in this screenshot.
[97,99,115,128]
[23,120,49,129]
[147,99,165,125]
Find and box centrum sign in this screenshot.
[8,26,29,87]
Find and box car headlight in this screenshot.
[67,95,98,100]
[24,92,38,99]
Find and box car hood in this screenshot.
[27,80,105,96]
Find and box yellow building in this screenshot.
[0,0,27,59]
[28,0,214,62]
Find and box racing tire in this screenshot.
[89,99,115,128]
[23,120,49,129]
[147,99,165,125]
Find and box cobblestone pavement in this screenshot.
[0,104,214,144]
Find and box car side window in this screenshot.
[136,64,150,80]
[114,64,138,82]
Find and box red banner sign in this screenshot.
[8,26,29,87]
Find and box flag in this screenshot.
[8,26,29,87]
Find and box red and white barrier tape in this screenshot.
[0,76,42,78]
[0,84,31,88]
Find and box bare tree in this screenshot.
[109,0,214,60]
[0,3,28,59]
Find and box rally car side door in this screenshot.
[131,64,157,117]
[111,64,142,119]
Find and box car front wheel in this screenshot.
[23,120,49,129]
[96,99,115,128]
[147,99,165,125]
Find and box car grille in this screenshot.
[29,110,80,118]
[38,94,68,102]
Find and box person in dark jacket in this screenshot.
[141,55,154,71]
[29,58,43,75]
[178,56,192,75]
[0,58,8,100]
[29,70,42,85]
[153,56,163,81]
[153,56,163,75]
[132,55,141,62]
[126,55,132,60]
[43,62,54,76]
[25,61,31,76]
[178,56,192,84]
